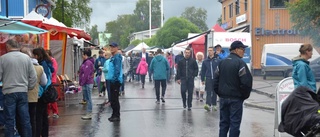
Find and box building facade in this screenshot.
[219,0,312,74]
[0,0,55,19]
[128,28,159,43]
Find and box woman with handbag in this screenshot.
[33,47,54,137]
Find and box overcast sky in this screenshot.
[89,0,222,31]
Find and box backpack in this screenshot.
[40,84,58,103]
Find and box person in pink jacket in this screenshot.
[46,50,59,118]
[136,57,148,88]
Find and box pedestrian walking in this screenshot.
[46,50,60,118]
[194,52,205,102]
[33,47,55,137]
[292,44,317,92]
[20,47,47,137]
[213,41,252,137]
[149,49,170,104]
[95,50,107,96]
[0,39,37,137]
[132,53,141,82]
[147,53,154,82]
[79,49,95,120]
[120,50,130,95]
[176,48,198,110]
[136,57,148,88]
[201,47,221,111]
[107,42,123,122]
[166,52,173,83]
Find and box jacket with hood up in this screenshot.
[292,56,316,92]
[136,57,148,75]
[149,55,169,80]
[79,57,95,86]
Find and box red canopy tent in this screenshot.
[21,11,91,74]
[179,24,226,56]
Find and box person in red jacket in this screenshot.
[136,57,148,88]
[46,50,59,119]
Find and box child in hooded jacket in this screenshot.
[136,57,148,88]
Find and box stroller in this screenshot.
[278,86,320,137]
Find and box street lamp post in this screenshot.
[149,0,151,38]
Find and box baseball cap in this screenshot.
[214,44,222,48]
[230,41,248,50]
[109,42,119,47]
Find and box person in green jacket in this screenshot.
[149,49,170,104]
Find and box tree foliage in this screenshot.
[154,17,201,48]
[106,15,136,48]
[287,0,320,46]
[217,15,222,25]
[53,0,92,28]
[181,6,208,31]
[87,25,99,44]
[133,0,162,31]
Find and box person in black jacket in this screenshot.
[213,41,252,137]
[201,47,221,111]
[176,48,198,110]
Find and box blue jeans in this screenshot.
[4,92,31,137]
[219,98,244,137]
[82,84,93,113]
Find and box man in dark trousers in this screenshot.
[201,46,221,111]
[176,48,198,110]
[107,42,123,122]
[213,41,252,137]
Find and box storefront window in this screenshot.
[245,0,248,11]
[229,3,233,18]
[235,0,240,15]
[224,7,226,20]
[270,0,289,8]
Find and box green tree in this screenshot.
[53,0,92,28]
[87,25,99,44]
[133,0,161,31]
[154,17,201,48]
[287,0,320,46]
[106,15,136,48]
[130,39,142,46]
[181,6,208,31]
[217,15,222,25]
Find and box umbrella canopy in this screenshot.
[0,15,47,34]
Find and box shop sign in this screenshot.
[255,28,300,36]
[221,21,233,30]
[236,14,246,24]
[35,4,50,17]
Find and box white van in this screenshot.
[261,43,320,79]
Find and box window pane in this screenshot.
[270,0,289,8]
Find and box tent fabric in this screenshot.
[212,24,226,32]
[130,42,149,52]
[0,16,47,34]
[123,45,135,52]
[22,11,91,40]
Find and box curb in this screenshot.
[244,101,274,111]
[252,89,275,99]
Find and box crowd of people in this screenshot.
[1,39,287,137]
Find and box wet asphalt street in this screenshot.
[0,79,277,137]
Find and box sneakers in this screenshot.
[79,100,87,105]
[188,107,192,111]
[199,98,203,102]
[161,97,165,103]
[155,100,160,104]
[204,104,210,111]
[81,113,92,120]
[212,105,218,111]
[53,114,59,118]
[108,117,120,122]
[99,93,103,97]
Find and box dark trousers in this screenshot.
[205,79,217,106]
[181,78,194,108]
[219,98,244,137]
[0,88,3,126]
[106,80,111,99]
[36,100,48,137]
[120,74,125,92]
[155,80,166,101]
[110,82,121,118]
[148,71,153,81]
[140,75,146,84]
[29,103,37,137]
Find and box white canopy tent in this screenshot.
[164,46,185,55]
[126,42,149,54]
